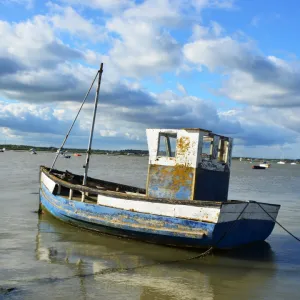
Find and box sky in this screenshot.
[1,0,300,158]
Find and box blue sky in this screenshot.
[1,0,300,158]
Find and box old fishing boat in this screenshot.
[39,63,280,249]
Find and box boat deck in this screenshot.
[41,166,239,208]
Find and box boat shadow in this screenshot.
[212,241,275,262]
[36,212,276,264]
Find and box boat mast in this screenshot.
[82,63,104,188]
[49,70,100,172]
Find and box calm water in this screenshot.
[0,152,299,300]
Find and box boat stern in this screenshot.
[212,201,280,249]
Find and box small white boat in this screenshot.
[277,161,285,165]
[259,162,271,168]
[30,148,37,154]
[63,152,71,159]
[291,162,297,165]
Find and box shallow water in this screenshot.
[0,152,299,299]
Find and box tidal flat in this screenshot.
[0,152,299,300]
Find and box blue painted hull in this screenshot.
[40,183,276,249]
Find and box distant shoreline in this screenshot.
[1,145,299,161]
[0,144,148,156]
[2,150,147,156]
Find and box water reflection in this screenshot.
[35,213,278,300]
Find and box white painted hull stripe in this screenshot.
[41,172,56,193]
[97,195,220,223]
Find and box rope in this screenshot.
[155,201,251,262]
[174,201,251,261]
[254,201,300,243]
[212,201,250,248]
[50,70,99,172]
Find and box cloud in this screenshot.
[250,15,260,27]
[49,6,108,42]
[106,17,181,78]
[2,0,33,9]
[1,89,299,152]
[184,34,300,107]
[59,0,134,12]
[0,17,83,71]
[191,0,235,11]
[0,57,25,76]
[219,107,298,146]
[123,0,182,26]
[103,0,236,78]
[177,83,187,95]
[0,101,83,136]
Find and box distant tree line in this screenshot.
[0,144,149,155]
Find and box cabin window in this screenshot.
[157,133,177,157]
[201,136,213,159]
[217,138,228,163]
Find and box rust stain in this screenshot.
[176,136,190,156]
[148,164,194,199]
[150,166,189,186]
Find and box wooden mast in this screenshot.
[82,63,104,201]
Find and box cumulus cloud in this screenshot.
[123,0,182,26]
[177,83,187,95]
[219,107,298,146]
[59,0,134,12]
[184,32,300,107]
[0,101,83,136]
[2,0,33,9]
[106,17,181,78]
[49,5,108,41]
[0,17,82,71]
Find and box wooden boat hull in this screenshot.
[39,169,280,249]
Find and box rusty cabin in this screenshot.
[146,128,233,201]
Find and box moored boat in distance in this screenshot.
[259,161,271,168]
[277,161,285,165]
[291,162,297,165]
[74,153,82,157]
[252,165,266,170]
[39,63,280,250]
[30,148,37,154]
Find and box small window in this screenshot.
[217,138,228,163]
[201,136,213,159]
[157,133,177,157]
